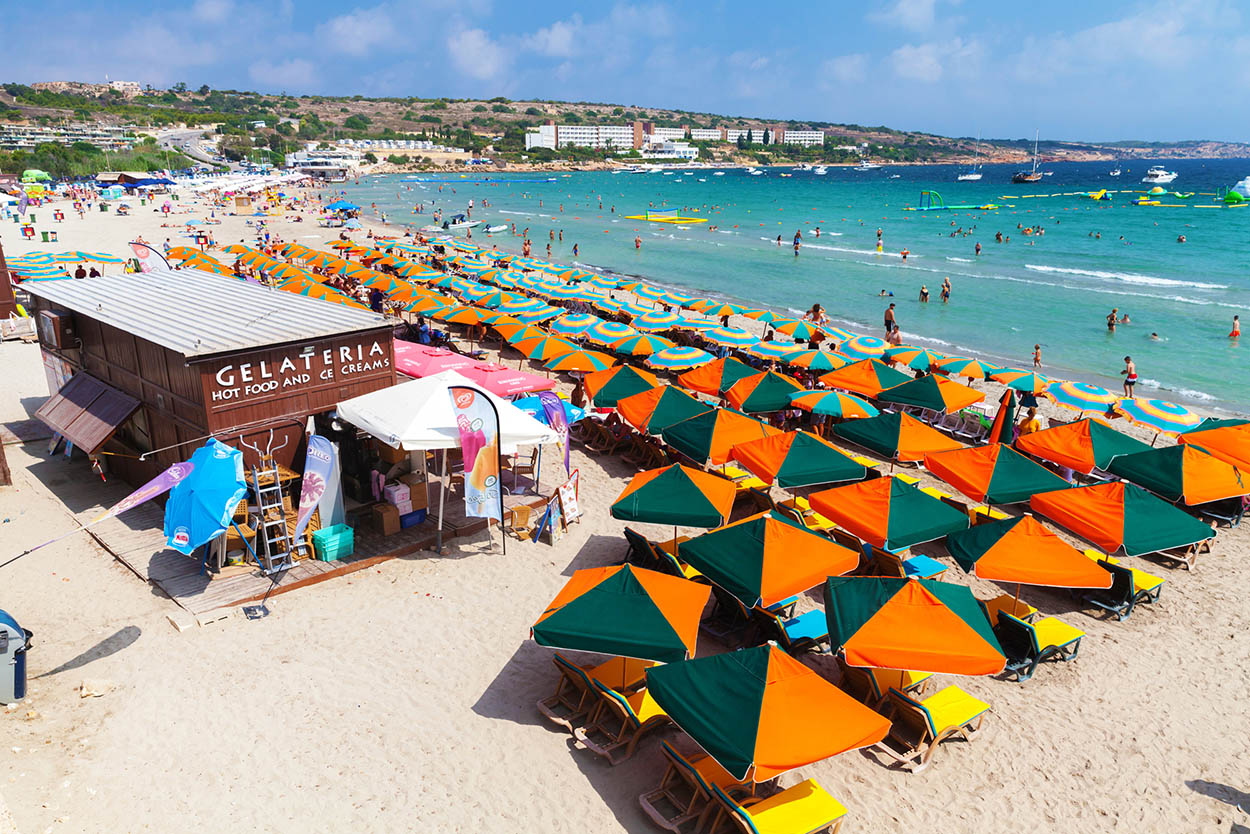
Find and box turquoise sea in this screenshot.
[340,160,1250,414]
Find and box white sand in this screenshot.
[2,187,1249,833]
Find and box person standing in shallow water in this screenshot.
[1121,356,1137,398]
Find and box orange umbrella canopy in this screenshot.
[1015,418,1151,475]
[810,476,969,550]
[1029,481,1216,557]
[678,356,760,396]
[876,373,985,414]
[818,359,911,398]
[679,511,860,607]
[1180,422,1250,471]
[531,564,710,663]
[731,430,868,489]
[661,407,780,466]
[611,464,738,528]
[617,385,713,435]
[945,515,1113,589]
[831,411,964,462]
[645,644,891,782]
[1105,444,1249,506]
[923,443,1071,504]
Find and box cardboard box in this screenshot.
[383,483,410,505]
[408,481,429,511]
[372,502,400,536]
[391,499,413,516]
[377,441,406,465]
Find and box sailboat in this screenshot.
[1012,130,1043,184]
[957,133,983,181]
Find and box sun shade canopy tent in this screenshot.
[1105,444,1248,506]
[610,464,737,528]
[945,515,1113,589]
[661,407,780,466]
[335,370,559,454]
[1029,482,1217,557]
[810,476,969,550]
[644,644,891,782]
[678,356,760,396]
[819,359,911,398]
[1179,421,1250,471]
[616,385,714,435]
[531,564,710,663]
[730,430,868,489]
[923,443,1072,504]
[824,577,1006,675]
[875,373,985,413]
[724,371,806,414]
[1014,418,1151,474]
[831,410,963,462]
[678,511,861,608]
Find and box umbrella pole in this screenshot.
[436,448,448,554]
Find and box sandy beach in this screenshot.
[3,185,1250,834]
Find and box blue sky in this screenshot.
[10,0,1250,142]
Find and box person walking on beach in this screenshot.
[884,303,896,336]
[1107,308,1118,332]
[1121,356,1138,398]
[1231,315,1241,339]
[1032,344,1042,369]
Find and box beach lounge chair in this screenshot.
[1082,552,1164,618]
[777,496,839,532]
[708,779,848,834]
[624,527,659,568]
[573,680,672,764]
[752,606,830,654]
[836,656,931,708]
[993,612,1085,682]
[702,586,759,646]
[1191,496,1245,529]
[877,686,989,773]
[970,505,1012,526]
[537,653,649,731]
[979,593,1039,625]
[650,541,707,584]
[939,493,973,520]
[872,547,947,581]
[639,741,753,833]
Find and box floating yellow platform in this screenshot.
[624,211,707,224]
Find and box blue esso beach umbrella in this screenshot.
[163,439,248,555]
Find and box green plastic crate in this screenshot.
[312,524,354,562]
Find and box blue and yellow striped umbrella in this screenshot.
[611,334,676,357]
[1046,381,1119,413]
[1114,398,1202,435]
[645,346,716,370]
[839,335,889,360]
[81,251,125,264]
[634,311,683,332]
[500,297,548,314]
[746,342,803,361]
[705,326,760,348]
[513,306,562,324]
[586,320,639,346]
[550,313,601,337]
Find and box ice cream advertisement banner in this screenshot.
[128,241,170,273]
[295,435,335,540]
[448,386,502,522]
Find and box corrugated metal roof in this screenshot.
[22,268,391,359]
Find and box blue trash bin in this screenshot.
[0,609,31,704]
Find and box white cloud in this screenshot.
[523,15,583,58]
[869,0,951,31]
[249,58,317,89]
[823,53,868,84]
[447,28,508,80]
[316,5,395,56]
[192,0,234,23]
[890,37,980,82]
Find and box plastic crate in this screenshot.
[312,524,354,562]
[400,509,427,529]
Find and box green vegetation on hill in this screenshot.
[0,136,195,178]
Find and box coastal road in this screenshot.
[156,129,236,170]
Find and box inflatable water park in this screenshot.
[999,185,1247,208]
[624,209,708,224]
[901,191,1001,212]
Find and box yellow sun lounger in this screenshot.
[537,653,650,731]
[573,680,671,764]
[879,685,989,773]
[836,656,931,708]
[639,741,753,833]
[710,779,848,834]
[995,613,1085,682]
[979,593,1039,626]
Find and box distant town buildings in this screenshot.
[108,80,144,97]
[523,120,836,153]
[0,124,139,151]
[31,80,150,99]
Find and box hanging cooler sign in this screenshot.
[448,386,503,522]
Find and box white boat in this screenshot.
[712,171,725,176]
[447,220,479,230]
[854,162,883,171]
[483,224,507,233]
[1109,166,1122,177]
[814,166,828,175]
[957,133,983,180]
[1142,165,1177,184]
[747,168,763,176]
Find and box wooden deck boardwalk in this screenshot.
[23,452,550,616]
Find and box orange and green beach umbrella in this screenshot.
[788,390,878,419]
[679,511,860,608]
[611,333,676,357]
[1029,482,1216,557]
[991,368,1051,393]
[730,430,868,489]
[785,349,850,373]
[945,515,1113,589]
[662,408,780,466]
[924,443,1071,505]
[678,356,759,396]
[819,359,911,398]
[824,577,1005,676]
[831,411,963,462]
[584,364,659,406]
[876,373,985,414]
[772,318,824,341]
[512,335,577,361]
[1014,418,1151,475]
[645,643,891,782]
[810,476,969,550]
[1105,444,1248,506]
[936,357,1001,380]
[531,564,710,663]
[1179,420,1250,470]
[544,348,617,373]
[884,346,946,372]
[725,370,805,413]
[617,385,714,435]
[611,464,738,529]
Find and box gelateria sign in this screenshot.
[203,337,392,407]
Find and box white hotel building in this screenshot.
[525,122,635,151]
[777,129,826,147]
